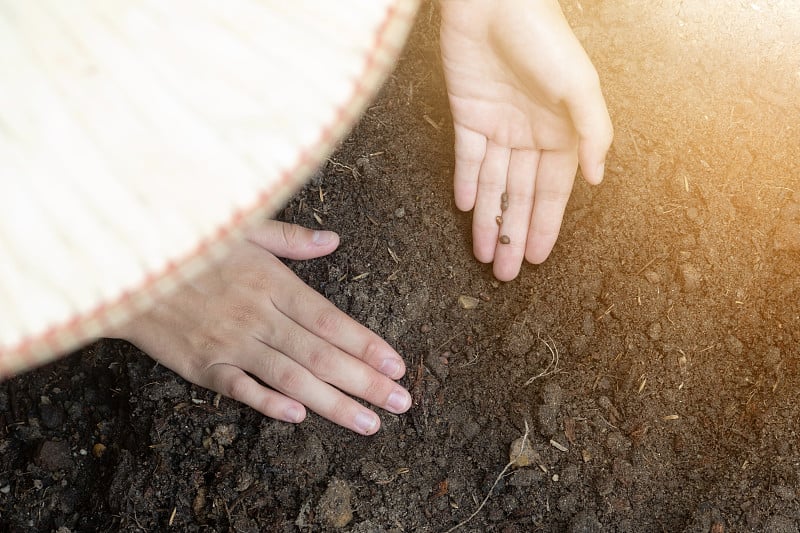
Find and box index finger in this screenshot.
[269,265,406,380]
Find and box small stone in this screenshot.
[355,156,370,173]
[92,443,107,458]
[235,470,254,492]
[647,322,662,340]
[725,335,744,356]
[35,440,73,471]
[643,270,661,284]
[509,435,539,468]
[458,295,480,309]
[542,383,563,406]
[317,478,353,529]
[0,485,9,494]
[537,405,560,437]
[310,169,324,187]
[678,263,702,292]
[393,207,405,218]
[420,324,431,333]
[686,207,700,221]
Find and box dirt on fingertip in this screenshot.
[2,1,800,531]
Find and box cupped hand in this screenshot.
[111,220,411,435]
[440,0,613,280]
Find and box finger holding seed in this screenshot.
[491,149,539,281]
[470,141,511,263]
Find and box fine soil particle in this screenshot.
[2,1,800,531]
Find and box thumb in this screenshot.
[569,84,614,185]
[245,219,340,260]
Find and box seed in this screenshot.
[500,192,509,211]
[499,235,510,244]
[495,215,503,226]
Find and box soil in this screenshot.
[2,1,800,531]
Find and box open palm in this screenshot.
[440,0,613,280]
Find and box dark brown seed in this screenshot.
[500,192,509,211]
[499,235,510,244]
[495,215,503,226]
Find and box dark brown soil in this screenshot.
[3,2,800,531]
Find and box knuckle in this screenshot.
[360,373,388,403]
[360,339,382,364]
[223,373,251,402]
[280,222,303,249]
[307,346,336,377]
[313,309,342,337]
[276,367,305,395]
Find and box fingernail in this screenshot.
[285,406,304,423]
[379,358,402,377]
[595,162,605,182]
[387,390,411,413]
[312,230,335,246]
[354,412,379,434]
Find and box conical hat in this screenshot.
[0,0,419,377]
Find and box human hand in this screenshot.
[110,220,411,435]
[439,0,613,280]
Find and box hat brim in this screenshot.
[0,0,420,376]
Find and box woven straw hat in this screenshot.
[0,0,419,376]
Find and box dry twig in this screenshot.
[524,334,560,386]
[444,421,531,533]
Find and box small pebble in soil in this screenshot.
[92,443,107,458]
[537,405,560,437]
[678,263,702,291]
[317,478,353,529]
[509,435,538,468]
[499,235,510,244]
[393,207,405,218]
[643,270,661,284]
[542,383,563,406]
[35,440,73,472]
[647,322,662,340]
[420,323,431,333]
[458,295,480,309]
